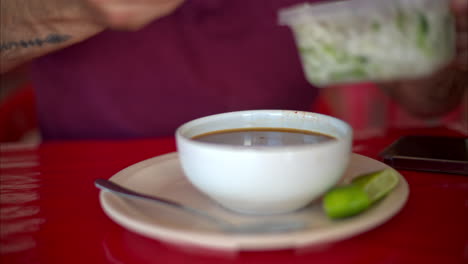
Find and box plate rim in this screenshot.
[99,152,409,251]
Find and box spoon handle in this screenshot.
[94,178,231,227]
[95,179,306,234]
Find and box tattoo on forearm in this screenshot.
[0,34,71,51]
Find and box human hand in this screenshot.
[85,0,186,30]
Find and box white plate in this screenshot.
[99,152,409,251]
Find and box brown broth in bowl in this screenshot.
[192,127,335,147]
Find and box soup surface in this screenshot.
[192,127,335,147]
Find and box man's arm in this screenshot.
[380,67,467,117]
[0,0,104,73]
[0,0,185,74]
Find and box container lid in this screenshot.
[278,0,447,26]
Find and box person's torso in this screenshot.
[30,0,318,140]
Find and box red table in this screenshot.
[1,128,467,264]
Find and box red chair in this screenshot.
[0,83,38,142]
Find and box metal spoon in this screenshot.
[95,178,307,234]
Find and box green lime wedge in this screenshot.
[323,185,371,219]
[323,169,400,219]
[351,169,400,203]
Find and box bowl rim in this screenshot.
[175,109,353,152]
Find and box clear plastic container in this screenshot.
[279,0,455,87]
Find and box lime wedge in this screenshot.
[323,169,400,219]
[323,185,371,219]
[351,169,400,203]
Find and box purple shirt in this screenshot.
[30,0,318,141]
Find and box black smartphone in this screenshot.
[380,135,468,175]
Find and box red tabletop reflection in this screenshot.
[1,127,467,264]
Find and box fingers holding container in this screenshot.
[86,0,186,31]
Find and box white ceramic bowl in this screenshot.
[175,110,353,215]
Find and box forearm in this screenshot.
[0,0,104,73]
[379,67,467,118]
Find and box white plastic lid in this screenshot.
[278,0,448,26]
